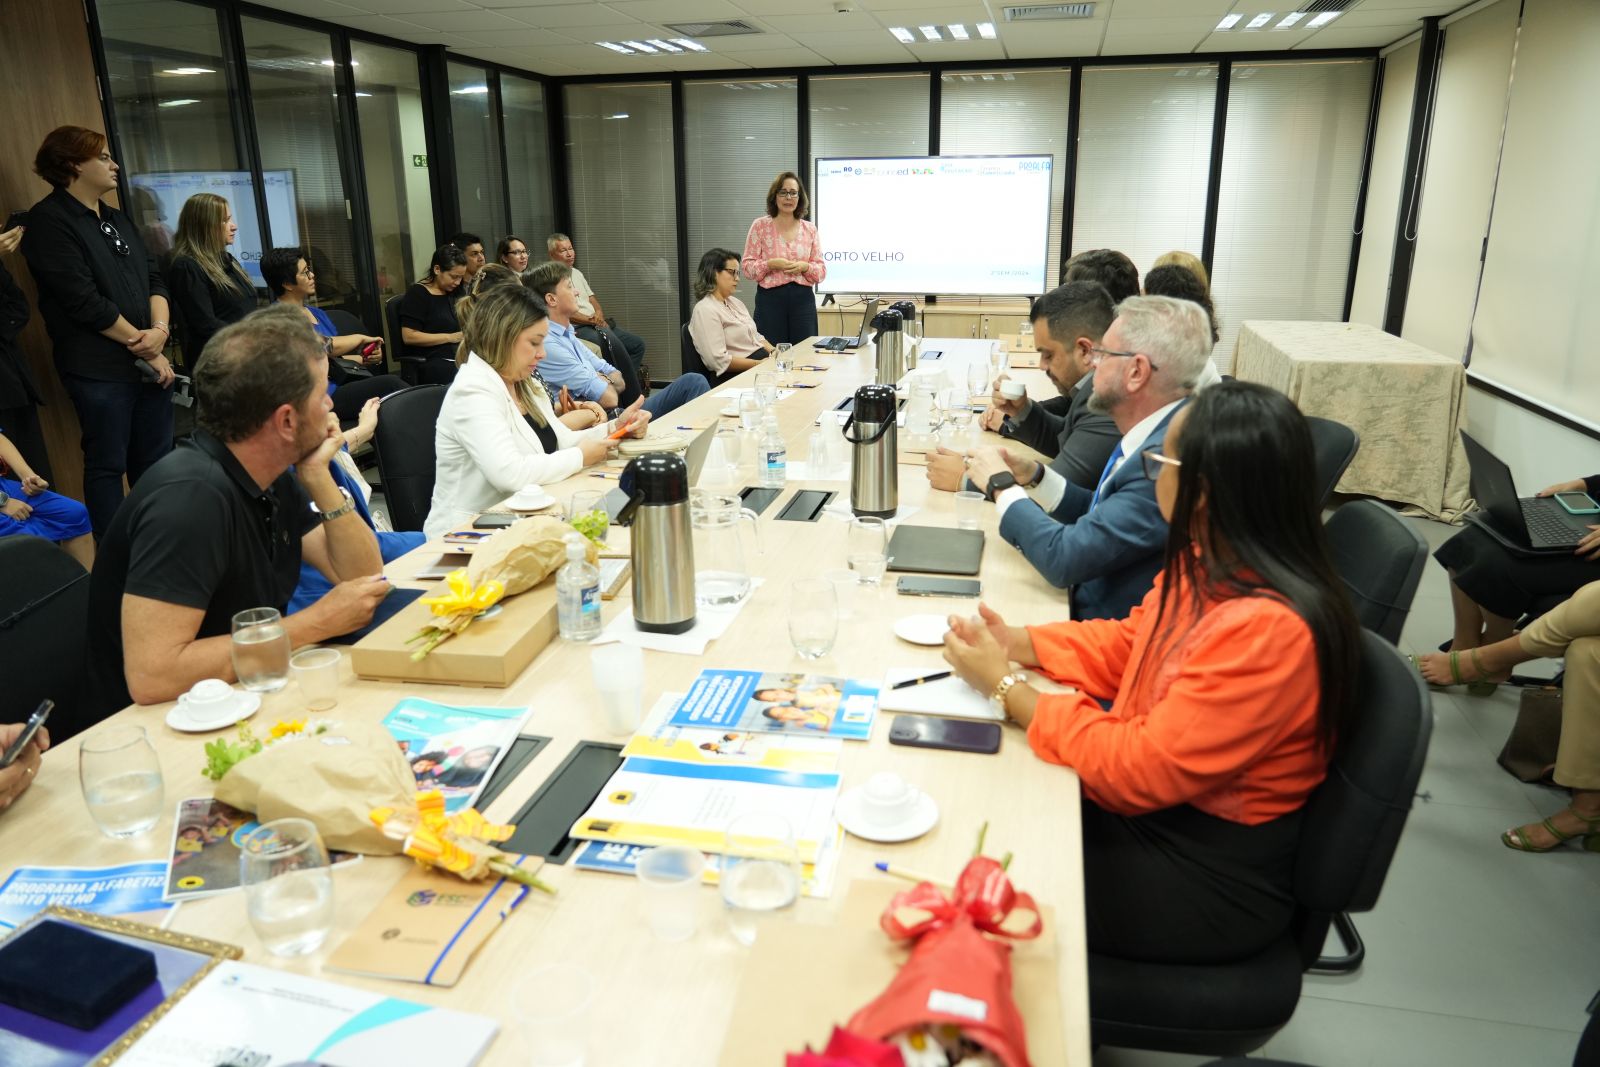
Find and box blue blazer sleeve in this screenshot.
[997,471,1166,591]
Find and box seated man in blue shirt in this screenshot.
[524,262,708,418]
[965,295,1213,621]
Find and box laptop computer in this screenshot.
[885,525,985,576]
[1459,431,1591,552]
[813,298,880,352]
[603,424,717,523]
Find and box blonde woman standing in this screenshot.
[742,171,825,345]
[423,284,648,539]
[166,192,256,367]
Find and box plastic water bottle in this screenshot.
[759,412,787,488]
[556,533,601,641]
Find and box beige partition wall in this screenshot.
[0,0,107,499]
[1347,41,1419,328]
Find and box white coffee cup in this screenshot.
[999,380,1026,401]
[183,678,237,713]
[858,772,921,828]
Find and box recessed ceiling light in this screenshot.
[919,25,942,40]
[621,40,657,52]
[948,23,969,39]
[597,42,635,54]
[162,67,214,75]
[1276,12,1304,28]
[976,21,996,38]
[648,39,682,51]
[1307,11,1339,27]
[1246,13,1273,29]
[890,26,916,42]
[1215,13,1242,30]
[158,98,199,108]
[672,38,708,52]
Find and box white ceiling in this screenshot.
[241,0,1468,76]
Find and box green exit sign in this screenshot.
[411,154,428,168]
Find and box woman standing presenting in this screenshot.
[742,172,825,345]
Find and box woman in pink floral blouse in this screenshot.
[742,171,826,345]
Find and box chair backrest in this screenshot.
[0,537,93,740]
[1324,500,1429,645]
[1306,416,1359,507]
[372,384,448,531]
[1292,631,1431,958]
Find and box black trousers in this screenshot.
[754,281,818,346]
[1082,799,1302,965]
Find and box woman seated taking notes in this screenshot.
[942,381,1360,964]
[424,284,647,539]
[687,248,776,385]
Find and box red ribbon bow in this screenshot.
[880,856,1042,942]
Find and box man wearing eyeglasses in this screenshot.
[965,296,1212,621]
[23,126,175,539]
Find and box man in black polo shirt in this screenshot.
[85,305,388,716]
[22,126,177,537]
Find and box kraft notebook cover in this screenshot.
[324,858,542,987]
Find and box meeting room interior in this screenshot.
[0,0,1597,1064]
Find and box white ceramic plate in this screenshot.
[835,788,939,844]
[893,613,950,646]
[507,488,556,512]
[166,690,261,733]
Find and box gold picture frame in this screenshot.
[0,905,242,1066]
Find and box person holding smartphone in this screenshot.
[0,719,50,812]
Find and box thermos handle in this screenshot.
[842,416,893,446]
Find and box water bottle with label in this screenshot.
[759,412,787,488]
[556,533,602,641]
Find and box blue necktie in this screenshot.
[1089,444,1124,512]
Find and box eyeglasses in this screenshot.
[776,190,800,199]
[1088,345,1157,371]
[1140,449,1181,481]
[98,219,130,256]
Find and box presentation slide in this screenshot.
[813,155,1053,296]
[126,170,299,287]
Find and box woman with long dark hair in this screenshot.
[942,380,1360,964]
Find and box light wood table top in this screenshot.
[0,338,1089,1065]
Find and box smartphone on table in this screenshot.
[0,700,52,769]
[887,714,1001,755]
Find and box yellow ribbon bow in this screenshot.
[419,569,505,618]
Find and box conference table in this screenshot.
[0,337,1091,1065]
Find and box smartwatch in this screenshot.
[985,471,1017,502]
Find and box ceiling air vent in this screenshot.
[663,19,763,37]
[1001,3,1095,21]
[1299,0,1360,12]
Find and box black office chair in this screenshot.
[1306,416,1360,507]
[0,537,94,741]
[371,384,447,532]
[385,294,425,386]
[1089,631,1431,1056]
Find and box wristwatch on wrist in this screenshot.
[985,470,1017,502]
[311,487,356,523]
[991,671,1027,719]
[1026,462,1046,489]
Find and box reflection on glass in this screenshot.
[449,61,507,242]
[501,73,553,248]
[352,41,436,305]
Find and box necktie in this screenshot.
[1089,444,1124,512]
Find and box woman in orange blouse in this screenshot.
[943,380,1361,964]
[742,171,825,346]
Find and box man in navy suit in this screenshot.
[966,295,1215,621]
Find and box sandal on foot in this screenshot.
[1502,810,1600,852]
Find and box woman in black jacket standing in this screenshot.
[165,192,256,369]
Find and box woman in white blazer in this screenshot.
[424,284,648,538]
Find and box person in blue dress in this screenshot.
[0,426,93,569]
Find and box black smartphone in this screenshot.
[888,714,1001,755]
[3,210,27,232]
[897,576,981,598]
[472,513,517,529]
[1,700,53,769]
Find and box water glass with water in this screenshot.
[847,516,889,585]
[788,578,838,660]
[231,606,289,692]
[774,343,794,386]
[79,725,164,839]
[240,817,335,956]
[721,813,801,947]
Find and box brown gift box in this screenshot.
[349,582,558,687]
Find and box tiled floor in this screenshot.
[1095,516,1598,1067]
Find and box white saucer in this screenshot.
[507,489,556,512]
[894,613,950,646]
[835,787,939,844]
[166,690,261,733]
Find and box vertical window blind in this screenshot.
[939,69,1072,284]
[1211,59,1374,373]
[1347,41,1418,329]
[448,61,506,244]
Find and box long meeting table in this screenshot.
[0,336,1092,1065]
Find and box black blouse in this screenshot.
[396,283,459,363]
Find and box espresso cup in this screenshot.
[999,380,1026,401]
[859,772,921,828]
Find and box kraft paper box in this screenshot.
[350,583,558,687]
[717,878,1066,1065]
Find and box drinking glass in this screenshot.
[721,813,801,947]
[738,391,761,432]
[240,818,335,956]
[290,647,340,711]
[967,361,989,405]
[847,516,889,585]
[231,606,289,692]
[754,372,778,410]
[512,964,594,1067]
[79,725,164,839]
[788,578,838,660]
[774,343,794,386]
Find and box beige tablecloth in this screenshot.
[1232,320,1473,521]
